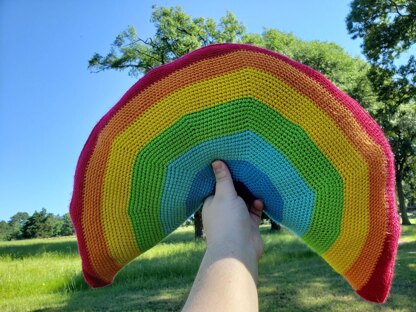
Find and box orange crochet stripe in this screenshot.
[70,44,399,303]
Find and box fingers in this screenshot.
[249,199,264,225]
[212,160,237,199]
[211,160,264,225]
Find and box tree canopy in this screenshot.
[347,0,415,224]
[89,6,245,76]
[346,0,415,65]
[88,6,377,110]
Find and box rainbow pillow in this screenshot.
[70,43,400,303]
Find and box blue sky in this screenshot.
[0,0,362,221]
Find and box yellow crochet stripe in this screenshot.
[103,67,370,274]
[82,52,249,275]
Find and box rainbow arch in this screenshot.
[70,43,400,303]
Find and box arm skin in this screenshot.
[182,160,264,312]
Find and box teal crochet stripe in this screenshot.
[129,98,344,253]
[71,44,399,303]
[160,131,315,237]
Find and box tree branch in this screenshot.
[133,48,163,64]
[388,0,406,17]
[89,61,143,73]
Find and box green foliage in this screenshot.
[7,211,29,240]
[8,212,29,228]
[88,6,379,112]
[346,0,415,103]
[22,208,53,239]
[346,0,415,67]
[0,212,29,240]
[0,209,74,241]
[259,29,378,110]
[60,213,75,236]
[369,102,416,175]
[347,0,416,224]
[0,221,12,240]
[88,6,245,77]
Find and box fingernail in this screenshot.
[212,161,222,173]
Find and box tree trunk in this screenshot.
[270,220,281,232]
[194,208,204,239]
[396,175,412,225]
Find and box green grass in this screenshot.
[0,217,415,312]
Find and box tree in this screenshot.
[346,0,415,77]
[7,212,29,240]
[259,29,378,110]
[46,212,64,237]
[368,102,416,225]
[193,209,204,239]
[22,208,54,239]
[60,213,74,236]
[347,0,416,224]
[88,6,245,77]
[89,6,377,109]
[0,221,12,240]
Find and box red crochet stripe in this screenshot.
[71,43,399,295]
[356,226,400,303]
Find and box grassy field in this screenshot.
[0,216,415,312]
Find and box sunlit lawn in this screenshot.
[0,215,415,312]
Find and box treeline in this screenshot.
[0,208,74,241]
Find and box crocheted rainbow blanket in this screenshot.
[70,43,400,303]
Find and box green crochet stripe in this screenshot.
[128,98,344,253]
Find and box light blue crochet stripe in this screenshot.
[160,130,315,237]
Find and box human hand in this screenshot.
[202,160,264,262]
[183,160,264,312]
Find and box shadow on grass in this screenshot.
[53,280,190,312]
[41,228,415,311]
[258,240,416,311]
[0,239,78,259]
[52,244,206,311]
[162,226,196,244]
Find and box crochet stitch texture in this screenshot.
[70,43,400,303]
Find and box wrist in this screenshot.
[205,241,259,278]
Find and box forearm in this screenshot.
[182,243,259,312]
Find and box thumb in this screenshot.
[212,160,237,199]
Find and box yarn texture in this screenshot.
[70,43,400,303]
